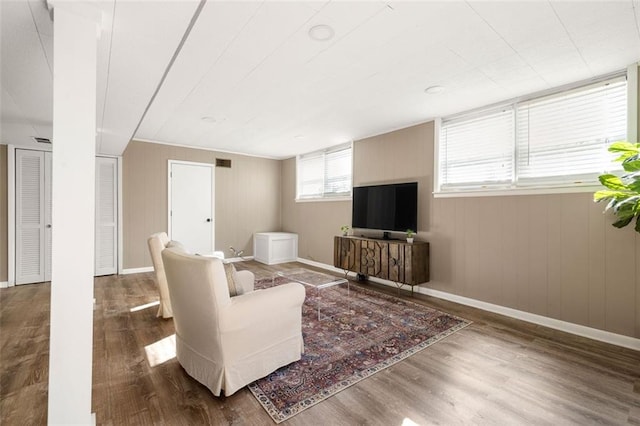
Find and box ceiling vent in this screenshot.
[216,158,231,168]
[32,137,52,144]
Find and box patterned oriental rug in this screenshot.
[248,274,471,423]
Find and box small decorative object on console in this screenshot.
[340,225,350,236]
[406,229,415,243]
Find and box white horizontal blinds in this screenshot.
[324,144,352,196]
[297,143,352,199]
[297,152,324,198]
[440,108,514,189]
[516,77,627,185]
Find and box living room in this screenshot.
[1,1,640,424]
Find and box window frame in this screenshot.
[434,69,635,198]
[296,142,353,202]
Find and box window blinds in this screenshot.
[438,74,627,192]
[297,153,324,198]
[297,143,352,199]
[440,108,514,189]
[515,77,627,185]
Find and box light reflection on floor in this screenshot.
[402,418,420,426]
[144,334,176,367]
[129,300,160,312]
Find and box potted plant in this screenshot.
[594,141,640,234]
[405,229,415,243]
[340,225,350,236]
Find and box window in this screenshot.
[437,74,628,194]
[297,143,352,200]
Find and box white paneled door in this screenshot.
[16,149,51,284]
[169,161,214,254]
[95,157,118,276]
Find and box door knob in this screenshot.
[46,224,52,228]
[206,218,211,222]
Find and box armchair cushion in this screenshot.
[167,240,186,251]
[223,263,239,296]
[223,263,255,296]
[234,269,255,294]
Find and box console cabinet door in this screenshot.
[334,236,360,271]
[360,239,386,279]
[410,243,430,284]
[388,243,405,283]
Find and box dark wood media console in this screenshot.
[333,236,430,293]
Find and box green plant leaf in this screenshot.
[612,216,634,228]
[612,143,640,162]
[622,159,640,172]
[597,141,640,234]
[609,141,640,154]
[598,174,628,190]
[628,179,640,192]
[594,190,629,202]
[605,198,617,211]
[613,198,637,216]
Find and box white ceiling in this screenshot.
[1,0,640,158]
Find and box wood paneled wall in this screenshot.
[123,141,281,269]
[354,121,639,338]
[0,144,7,282]
[430,194,640,338]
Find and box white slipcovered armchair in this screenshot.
[148,232,256,319]
[161,245,306,396]
[147,232,173,318]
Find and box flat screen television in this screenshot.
[352,182,417,235]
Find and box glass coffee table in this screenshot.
[276,268,349,321]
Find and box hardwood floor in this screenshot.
[1,260,639,425]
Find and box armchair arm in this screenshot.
[220,282,305,332]
[234,269,255,294]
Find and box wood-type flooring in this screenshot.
[1,260,639,425]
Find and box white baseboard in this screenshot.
[226,255,254,263]
[0,281,8,289]
[121,266,154,275]
[297,258,640,351]
[296,257,357,278]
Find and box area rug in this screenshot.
[248,273,471,423]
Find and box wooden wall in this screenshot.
[122,140,281,269]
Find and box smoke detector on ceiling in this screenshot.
[32,137,52,144]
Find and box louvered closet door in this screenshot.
[44,152,52,281]
[95,157,118,276]
[16,150,51,284]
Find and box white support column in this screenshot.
[48,4,98,425]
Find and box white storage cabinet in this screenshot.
[254,232,298,265]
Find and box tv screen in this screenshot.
[352,182,417,233]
